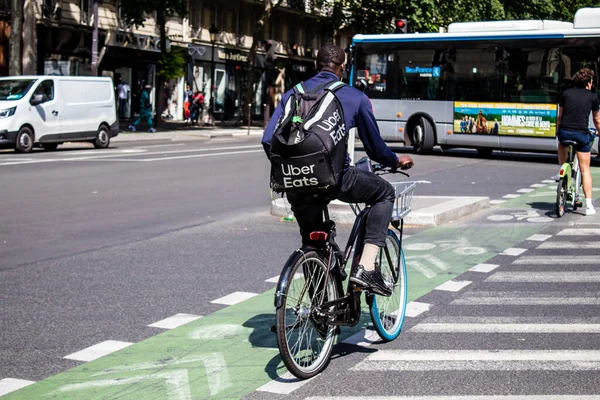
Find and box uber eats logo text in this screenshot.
[281,164,319,188]
[317,109,345,145]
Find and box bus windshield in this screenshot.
[0,79,37,101]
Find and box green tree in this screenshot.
[119,0,187,126]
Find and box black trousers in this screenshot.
[287,166,396,247]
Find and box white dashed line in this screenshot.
[148,313,203,329]
[558,228,600,236]
[501,248,527,256]
[469,263,499,273]
[342,329,381,347]
[210,291,259,305]
[526,234,552,241]
[516,188,535,193]
[542,179,557,183]
[489,200,506,205]
[434,280,472,292]
[405,301,431,317]
[0,378,35,396]
[502,194,521,199]
[530,183,547,188]
[256,372,314,394]
[64,340,133,362]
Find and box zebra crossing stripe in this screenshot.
[256,372,314,394]
[451,296,600,305]
[512,256,597,264]
[487,272,600,282]
[537,241,599,249]
[305,396,600,400]
[434,280,472,292]
[351,350,600,371]
[557,228,600,236]
[526,234,552,241]
[410,323,600,333]
[0,378,35,396]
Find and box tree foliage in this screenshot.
[319,0,599,36]
[157,46,186,80]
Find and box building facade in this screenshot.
[4,0,326,123]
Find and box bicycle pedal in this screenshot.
[575,201,583,208]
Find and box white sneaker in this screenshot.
[586,207,596,216]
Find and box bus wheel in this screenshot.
[477,148,493,157]
[413,117,434,154]
[15,127,34,153]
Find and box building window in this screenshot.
[189,0,202,31]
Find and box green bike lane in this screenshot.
[6,178,600,400]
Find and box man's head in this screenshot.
[316,44,346,79]
[573,68,595,89]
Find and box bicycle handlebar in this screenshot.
[355,156,411,177]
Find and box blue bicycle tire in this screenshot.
[369,230,408,342]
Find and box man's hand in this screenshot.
[397,155,414,170]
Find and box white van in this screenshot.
[0,75,118,153]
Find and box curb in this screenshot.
[271,196,490,226]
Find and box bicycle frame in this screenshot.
[274,202,405,327]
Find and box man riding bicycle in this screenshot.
[556,68,600,216]
[262,44,413,296]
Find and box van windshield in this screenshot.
[0,79,37,101]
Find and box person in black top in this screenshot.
[556,68,600,215]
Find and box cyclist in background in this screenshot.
[556,68,600,216]
[262,44,413,296]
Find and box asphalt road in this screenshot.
[1,135,593,398]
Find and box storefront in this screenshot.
[36,25,106,76]
[99,30,162,119]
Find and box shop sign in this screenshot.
[217,50,248,63]
[108,31,161,52]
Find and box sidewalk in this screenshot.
[113,119,264,142]
[271,196,491,226]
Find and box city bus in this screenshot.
[348,7,600,156]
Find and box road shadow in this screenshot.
[244,312,379,380]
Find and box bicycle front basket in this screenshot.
[390,181,417,220]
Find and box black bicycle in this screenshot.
[274,157,425,379]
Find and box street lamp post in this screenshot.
[208,24,219,125]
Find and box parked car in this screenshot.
[0,75,119,153]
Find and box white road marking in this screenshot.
[434,280,472,292]
[352,349,600,371]
[210,291,258,306]
[537,241,599,249]
[489,200,506,205]
[405,301,431,317]
[527,234,552,241]
[487,272,600,282]
[256,371,314,394]
[134,143,186,149]
[502,194,521,199]
[487,215,514,221]
[513,255,597,264]
[148,313,203,329]
[342,329,381,347]
[542,179,558,183]
[558,228,600,236]
[530,183,547,188]
[501,248,527,256]
[410,323,600,333]
[469,263,499,273]
[404,243,437,251]
[0,378,35,396]
[306,396,600,400]
[517,188,535,193]
[452,296,600,306]
[64,340,133,362]
[139,149,264,162]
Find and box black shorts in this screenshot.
[557,128,593,152]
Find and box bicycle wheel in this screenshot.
[369,230,407,341]
[275,250,338,379]
[556,177,568,217]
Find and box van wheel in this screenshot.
[94,125,110,149]
[42,143,59,151]
[15,127,34,153]
[412,117,434,154]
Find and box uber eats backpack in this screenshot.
[269,80,347,193]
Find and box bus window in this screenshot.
[396,48,446,100]
[560,43,600,93]
[450,47,503,102]
[354,48,397,99]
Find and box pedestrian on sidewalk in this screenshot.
[183,83,193,124]
[117,79,130,119]
[129,85,156,133]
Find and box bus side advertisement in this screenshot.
[453,102,557,138]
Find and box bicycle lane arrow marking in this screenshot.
[5,225,547,400]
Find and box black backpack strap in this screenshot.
[307,80,339,94]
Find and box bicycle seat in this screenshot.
[560,140,579,146]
